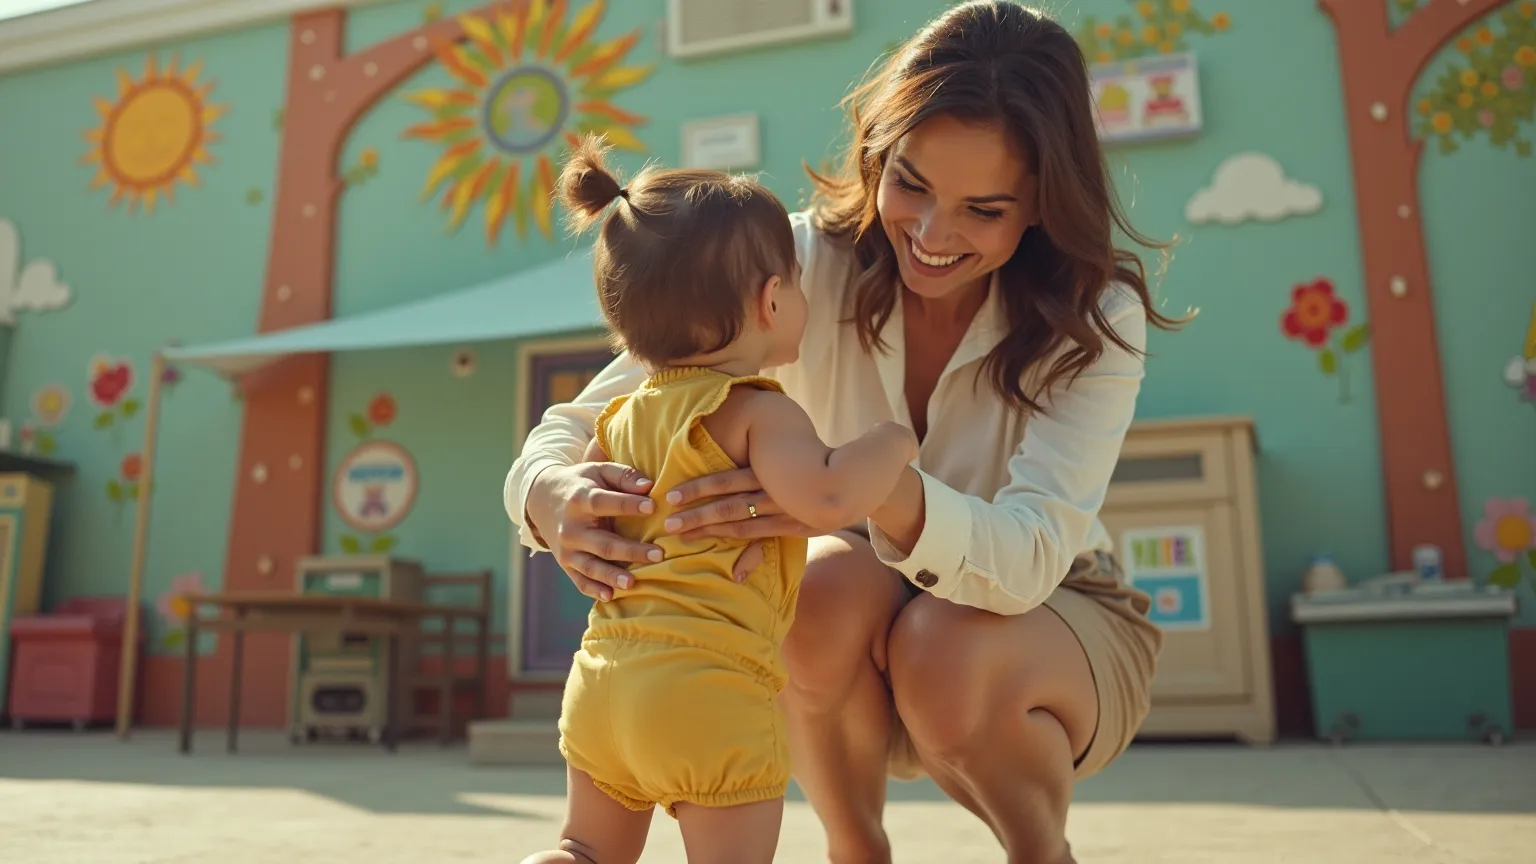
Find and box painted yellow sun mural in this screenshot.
[403,0,653,245]
[82,53,224,214]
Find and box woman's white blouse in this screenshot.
[505,209,1147,616]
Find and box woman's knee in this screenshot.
[888,596,1066,762]
[782,531,904,695]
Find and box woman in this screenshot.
[506,3,1177,861]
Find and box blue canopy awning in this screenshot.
[164,250,603,377]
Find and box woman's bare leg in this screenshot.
[780,532,908,864]
[674,798,783,864]
[519,766,654,864]
[888,594,1099,864]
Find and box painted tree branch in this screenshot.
[1314,0,1522,580]
[1392,0,1511,77]
[217,1,511,727]
[337,1,512,120]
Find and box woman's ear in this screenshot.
[755,274,781,325]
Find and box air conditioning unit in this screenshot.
[667,0,853,60]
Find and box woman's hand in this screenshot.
[661,468,819,542]
[526,462,664,602]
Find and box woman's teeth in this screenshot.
[909,237,964,267]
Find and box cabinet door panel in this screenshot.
[1100,503,1249,700]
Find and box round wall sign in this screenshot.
[331,440,418,534]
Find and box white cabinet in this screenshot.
[1102,416,1276,744]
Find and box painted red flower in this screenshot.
[88,356,134,408]
[1281,278,1348,347]
[367,393,397,427]
[121,453,143,482]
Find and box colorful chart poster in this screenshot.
[1089,51,1203,145]
[1121,524,1210,631]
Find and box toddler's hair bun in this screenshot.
[558,134,626,233]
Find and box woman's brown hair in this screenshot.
[808,0,1187,413]
[559,135,797,368]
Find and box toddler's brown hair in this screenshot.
[557,134,798,368]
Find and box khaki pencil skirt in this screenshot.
[886,550,1162,781]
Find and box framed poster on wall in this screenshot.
[509,335,618,677]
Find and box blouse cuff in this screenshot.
[869,469,973,598]
[509,457,565,553]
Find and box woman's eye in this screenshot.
[895,176,924,193]
[970,207,1003,220]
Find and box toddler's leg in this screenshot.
[674,798,783,864]
[518,766,654,864]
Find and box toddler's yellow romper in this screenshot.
[557,367,807,817]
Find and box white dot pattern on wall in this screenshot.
[1422,469,1444,490]
[289,454,303,470]
[364,61,378,77]
[298,386,315,405]
[1370,102,1388,121]
[252,463,268,484]
[257,556,274,574]
[302,203,316,218]
[413,36,427,50]
[309,65,325,81]
[1389,276,1408,298]
[276,284,292,302]
[1396,204,1411,219]
[300,29,314,44]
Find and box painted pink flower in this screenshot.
[1504,65,1524,91]
[156,571,207,623]
[1474,499,1536,562]
[1478,109,1497,128]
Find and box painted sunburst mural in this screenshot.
[403,0,653,245]
[82,53,225,214]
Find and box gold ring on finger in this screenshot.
[747,503,759,518]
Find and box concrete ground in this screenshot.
[1,730,1532,863]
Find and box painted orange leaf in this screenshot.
[431,40,488,88]
[404,89,477,111]
[496,7,525,61]
[459,13,503,66]
[570,30,639,78]
[587,64,651,94]
[449,160,495,230]
[486,162,519,245]
[558,0,605,62]
[403,116,475,141]
[540,0,568,57]
[589,124,644,152]
[420,138,482,200]
[577,99,646,126]
[533,154,555,237]
[526,0,547,37]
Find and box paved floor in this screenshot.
[1,729,1532,863]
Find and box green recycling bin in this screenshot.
[1292,582,1519,744]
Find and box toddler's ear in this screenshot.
[755,274,782,325]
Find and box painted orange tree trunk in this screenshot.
[1318,0,1513,580]
[222,4,506,726]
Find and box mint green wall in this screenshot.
[0,0,1531,659]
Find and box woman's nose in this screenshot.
[914,211,954,250]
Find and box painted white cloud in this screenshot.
[1184,152,1323,226]
[0,217,73,324]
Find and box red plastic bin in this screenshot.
[6,597,142,729]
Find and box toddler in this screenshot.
[519,136,916,864]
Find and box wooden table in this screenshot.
[178,592,484,755]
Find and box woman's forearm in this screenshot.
[868,465,926,556]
